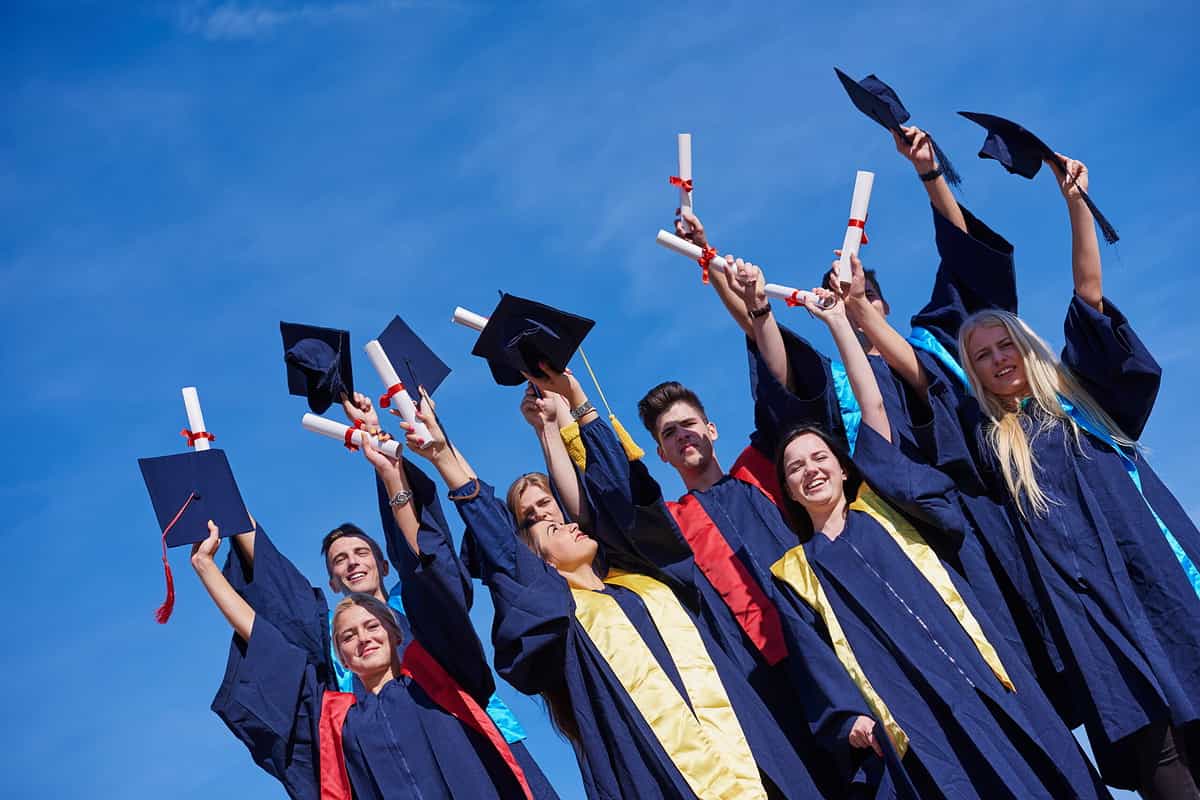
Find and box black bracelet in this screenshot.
[919,164,944,183]
[749,303,772,319]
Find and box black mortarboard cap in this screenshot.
[834,67,961,186]
[958,112,1118,243]
[470,293,595,386]
[138,448,254,622]
[375,316,452,396]
[280,321,354,413]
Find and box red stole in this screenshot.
[666,444,788,665]
[317,640,533,800]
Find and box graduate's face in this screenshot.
[334,604,399,677]
[966,323,1029,402]
[326,536,388,597]
[530,518,597,572]
[516,483,564,530]
[655,401,718,472]
[782,433,848,512]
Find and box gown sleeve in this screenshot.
[852,424,969,552]
[748,324,847,453]
[450,479,573,696]
[910,203,1018,350]
[1061,293,1162,440]
[221,524,331,669]
[376,461,495,704]
[211,615,322,799]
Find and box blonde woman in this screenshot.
[954,157,1200,798]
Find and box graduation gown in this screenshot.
[211,468,539,799]
[771,425,1110,800]
[750,203,1050,691]
[942,295,1200,787]
[566,415,910,797]
[452,477,824,800]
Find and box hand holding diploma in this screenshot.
[837,170,875,284]
[363,339,432,446]
[302,413,403,459]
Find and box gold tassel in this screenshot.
[610,415,645,462]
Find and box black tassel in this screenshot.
[929,136,962,187]
[1078,190,1120,244]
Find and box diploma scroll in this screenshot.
[302,413,403,459]
[451,306,488,332]
[836,170,875,284]
[363,340,432,445]
[677,133,693,233]
[181,386,212,451]
[655,230,828,309]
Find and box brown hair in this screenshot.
[320,523,387,578]
[774,425,862,540]
[637,381,708,442]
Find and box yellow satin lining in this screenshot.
[850,486,1015,692]
[770,548,910,757]
[571,571,766,800]
[559,414,645,472]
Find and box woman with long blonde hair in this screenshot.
[954,157,1200,798]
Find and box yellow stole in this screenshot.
[571,571,766,800]
[849,486,1015,692]
[770,547,910,757]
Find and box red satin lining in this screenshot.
[666,491,787,665]
[729,444,784,508]
[319,691,358,800]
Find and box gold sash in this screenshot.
[571,571,766,799]
[850,486,1015,692]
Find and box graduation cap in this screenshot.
[958,112,1118,243]
[375,315,452,397]
[280,322,354,414]
[138,448,253,623]
[834,67,961,186]
[470,293,595,386]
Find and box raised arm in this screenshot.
[519,383,587,524]
[675,208,758,338]
[892,125,966,234]
[1050,155,1102,311]
[193,522,255,641]
[807,265,892,444]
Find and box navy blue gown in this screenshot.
[940,295,1200,787]
[451,475,827,799]
[772,424,1110,799]
[211,464,543,799]
[570,415,912,797]
[750,203,1053,694]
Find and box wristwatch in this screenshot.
[570,400,595,421]
[388,489,414,508]
[919,164,944,183]
[749,303,772,319]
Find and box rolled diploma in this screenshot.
[836,170,875,283]
[181,386,211,452]
[677,133,693,232]
[363,340,432,444]
[655,230,822,307]
[451,306,488,332]
[302,413,402,459]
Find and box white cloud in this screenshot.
[177,0,443,40]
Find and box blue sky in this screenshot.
[2,1,1196,797]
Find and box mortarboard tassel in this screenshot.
[156,491,198,624]
[929,136,962,187]
[577,347,646,462]
[1078,190,1119,244]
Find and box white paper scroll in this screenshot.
[302,413,403,459]
[181,386,212,451]
[451,306,488,332]
[677,133,693,233]
[363,340,431,445]
[836,170,875,284]
[654,230,825,308]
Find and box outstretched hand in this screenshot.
[190,520,222,569]
[397,387,449,463]
[675,207,709,249]
[520,382,568,429]
[726,256,768,311]
[892,125,936,173]
[1047,153,1089,201]
[341,391,384,437]
[360,425,403,477]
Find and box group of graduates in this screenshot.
[168,80,1200,800]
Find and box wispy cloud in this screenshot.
[176,0,444,40]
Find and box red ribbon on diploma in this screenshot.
[847,216,869,245]
[180,428,216,447]
[379,381,405,409]
[697,246,716,284]
[785,291,804,308]
[344,419,363,452]
[669,175,694,193]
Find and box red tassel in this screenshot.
[155,492,197,624]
